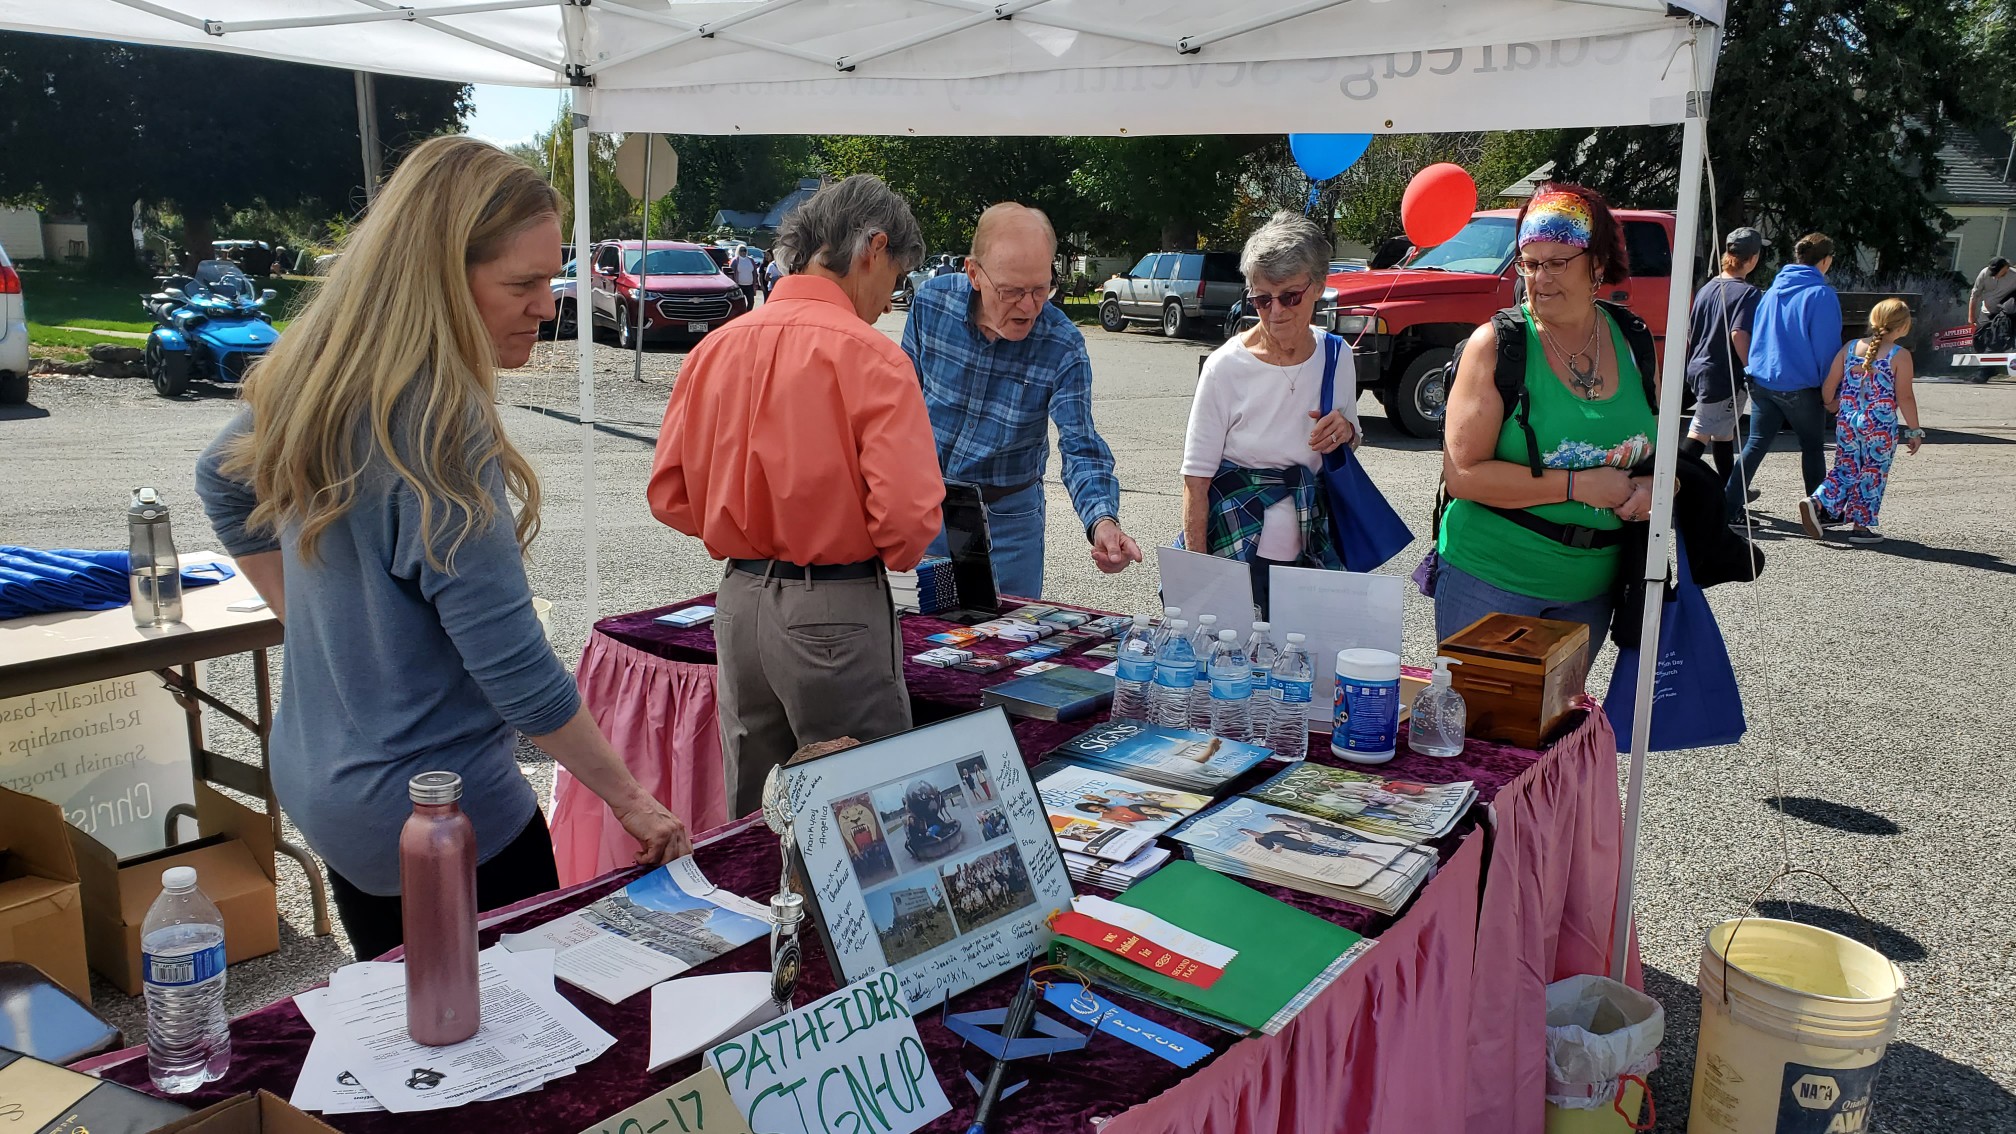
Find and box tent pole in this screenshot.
[354,72,380,204]
[573,116,601,620]
[1612,103,1709,982]
[633,135,650,384]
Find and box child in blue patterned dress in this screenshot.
[1799,298,1924,544]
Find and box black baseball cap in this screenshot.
[1725,227,1764,259]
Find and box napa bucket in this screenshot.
[1687,918,1905,1134]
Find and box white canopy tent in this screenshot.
[5,0,1725,980]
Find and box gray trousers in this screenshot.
[714,563,912,818]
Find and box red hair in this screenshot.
[1516,181,1629,287]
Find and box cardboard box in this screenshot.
[151,1091,341,1134]
[0,1047,189,1134]
[0,787,91,1004]
[71,783,279,996]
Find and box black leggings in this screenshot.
[326,810,561,961]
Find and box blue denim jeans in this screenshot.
[1725,384,1829,521]
[1432,560,1613,657]
[928,482,1048,600]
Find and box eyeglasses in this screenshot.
[1246,285,1313,310]
[1513,249,1588,277]
[971,260,1057,306]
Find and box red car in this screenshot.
[586,240,750,348]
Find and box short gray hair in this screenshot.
[773,174,924,277]
[1240,210,1330,288]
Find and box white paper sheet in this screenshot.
[1266,565,1406,725]
[291,987,387,1114]
[647,971,781,1073]
[1155,545,1257,637]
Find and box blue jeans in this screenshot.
[1432,560,1613,657]
[928,482,1048,600]
[1725,384,1829,521]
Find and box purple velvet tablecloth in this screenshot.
[87,597,1629,1134]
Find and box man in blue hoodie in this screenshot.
[1724,232,1842,524]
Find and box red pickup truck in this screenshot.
[1324,208,1677,436]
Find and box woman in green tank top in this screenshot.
[1434,183,1660,652]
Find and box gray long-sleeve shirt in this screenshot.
[194,413,578,895]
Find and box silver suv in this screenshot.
[1097,250,1243,338]
[0,240,26,404]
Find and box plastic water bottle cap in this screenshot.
[1286,632,1306,643]
[1166,619,1187,631]
[1163,606,1182,618]
[1218,629,1238,641]
[162,866,198,892]
[1251,621,1270,631]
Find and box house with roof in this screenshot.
[710,177,824,236]
[1930,127,2016,278]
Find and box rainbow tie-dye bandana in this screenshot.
[1518,188,1592,249]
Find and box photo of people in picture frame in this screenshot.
[938,843,1037,932]
[863,875,960,964]
[831,792,898,889]
[956,755,998,803]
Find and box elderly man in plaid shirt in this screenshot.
[902,203,1143,598]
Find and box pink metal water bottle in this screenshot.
[400,771,480,1045]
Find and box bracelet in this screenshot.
[1902,427,1926,441]
[1566,470,1576,504]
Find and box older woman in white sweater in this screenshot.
[1180,211,1360,616]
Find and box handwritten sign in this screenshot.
[579,1066,752,1134]
[704,971,950,1134]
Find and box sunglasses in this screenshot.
[1246,285,1312,310]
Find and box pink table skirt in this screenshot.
[553,632,731,885]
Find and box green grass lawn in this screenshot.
[18,263,308,345]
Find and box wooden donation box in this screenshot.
[1438,614,1590,748]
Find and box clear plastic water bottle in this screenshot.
[1206,629,1254,741]
[1149,619,1197,729]
[1111,615,1158,721]
[143,866,230,1093]
[1185,615,1219,730]
[1408,656,1468,758]
[1245,622,1281,745]
[1267,633,1316,761]
[128,487,184,627]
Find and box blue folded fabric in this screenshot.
[0,546,238,621]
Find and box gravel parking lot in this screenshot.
[5,311,2012,1129]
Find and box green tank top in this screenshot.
[1437,307,1656,603]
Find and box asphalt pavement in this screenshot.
[4,311,2012,1130]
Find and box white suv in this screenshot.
[0,240,27,404]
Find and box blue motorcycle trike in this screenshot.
[142,260,280,398]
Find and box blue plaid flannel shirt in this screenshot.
[901,274,1121,535]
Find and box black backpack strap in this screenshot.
[1597,298,1659,412]
[1489,307,1543,477]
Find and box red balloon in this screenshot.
[1401,163,1478,248]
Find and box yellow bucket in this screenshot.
[1688,918,1904,1134]
[1545,1078,1648,1133]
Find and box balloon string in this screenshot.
[1305,182,1322,217]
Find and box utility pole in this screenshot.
[355,72,381,204]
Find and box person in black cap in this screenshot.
[1681,226,1764,485]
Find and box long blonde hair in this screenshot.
[1856,298,1912,360]
[222,135,558,571]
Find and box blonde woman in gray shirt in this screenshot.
[196,136,687,961]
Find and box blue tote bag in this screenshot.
[1604,536,1746,751]
[1316,333,1414,572]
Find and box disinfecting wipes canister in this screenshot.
[1332,648,1400,764]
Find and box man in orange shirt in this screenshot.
[649,175,944,817]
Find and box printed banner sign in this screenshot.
[0,670,198,859]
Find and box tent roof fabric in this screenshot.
[3,0,1721,134]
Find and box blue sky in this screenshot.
[466,84,570,147]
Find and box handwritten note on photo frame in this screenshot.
[1267,566,1405,724]
[1154,545,1256,634]
[705,971,950,1134]
[783,708,1072,1012]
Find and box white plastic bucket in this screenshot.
[1687,918,1904,1134]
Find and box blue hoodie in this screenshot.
[1746,264,1841,391]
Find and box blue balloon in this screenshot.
[1290,133,1373,181]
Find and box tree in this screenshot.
[1068,136,1266,251]
[817,136,1091,253]
[1552,0,1980,276]
[0,31,464,270]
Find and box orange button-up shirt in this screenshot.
[649,275,945,569]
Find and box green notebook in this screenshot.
[1049,860,1375,1035]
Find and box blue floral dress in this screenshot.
[1814,343,1901,526]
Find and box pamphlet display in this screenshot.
[783,709,1074,1011]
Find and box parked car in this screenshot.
[0,239,26,404]
[1098,250,1243,337]
[587,240,750,348]
[1321,208,1675,436]
[894,255,964,308]
[544,259,577,339]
